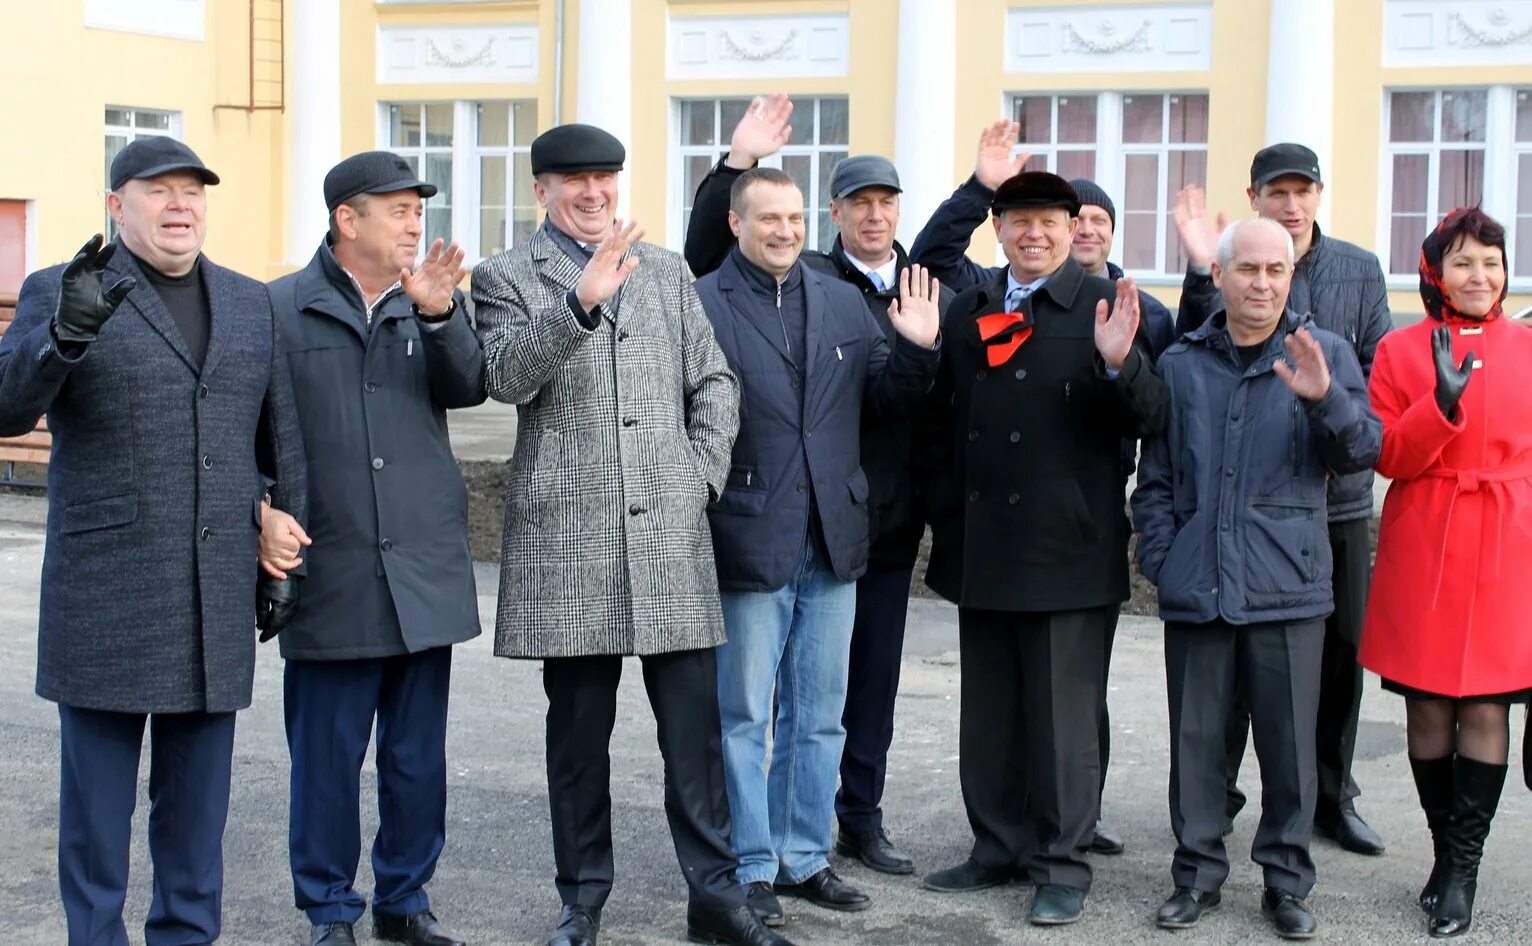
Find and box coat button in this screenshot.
[202,455,213,469]
[618,331,630,341]
[1008,493,1020,505]
[967,429,979,442]
[622,416,636,427]
[1009,431,1020,443]
[200,526,211,540]
[372,457,385,470]
[199,384,209,399]
[796,482,807,493]
[968,490,980,502]
[380,538,393,551]
[805,430,813,438]
[1014,368,1027,380]
[1225,467,1235,477]
[976,369,987,381]
[629,504,646,516]
[1301,548,1310,556]
[791,379,801,389]
[365,382,378,393]
[1230,410,1240,420]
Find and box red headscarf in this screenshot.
[1418,207,1508,324]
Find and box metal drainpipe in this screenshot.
[553,0,565,125]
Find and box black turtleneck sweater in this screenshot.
[130,249,209,368]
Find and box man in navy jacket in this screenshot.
[1131,218,1381,939]
[694,167,939,928]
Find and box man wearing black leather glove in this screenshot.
[0,136,307,946]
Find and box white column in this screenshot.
[285,0,343,265]
[893,0,957,249]
[577,0,634,220]
[1264,0,1334,229]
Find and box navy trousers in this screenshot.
[284,646,453,925]
[835,563,914,836]
[58,704,237,946]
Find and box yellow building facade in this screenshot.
[2,0,1529,317]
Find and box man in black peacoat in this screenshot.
[0,138,307,946]
[919,172,1168,926]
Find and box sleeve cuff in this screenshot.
[566,291,601,330]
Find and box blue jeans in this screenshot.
[717,540,857,886]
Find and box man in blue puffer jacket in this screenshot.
[1131,218,1380,940]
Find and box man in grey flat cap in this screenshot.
[471,124,791,946]
[685,95,951,882]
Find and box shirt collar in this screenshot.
[1006,269,1050,301]
[842,249,897,290]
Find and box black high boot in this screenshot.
[1429,757,1508,938]
[1409,755,1455,912]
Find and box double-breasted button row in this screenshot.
[629,503,647,516]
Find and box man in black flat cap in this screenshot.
[265,151,485,946]
[918,171,1168,926]
[471,124,790,946]
[0,137,307,945]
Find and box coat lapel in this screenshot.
[198,259,238,378]
[531,227,616,326]
[109,249,198,374]
[717,257,794,367]
[295,247,369,344]
[802,267,830,380]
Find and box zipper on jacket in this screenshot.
[1291,401,1301,478]
[775,282,792,358]
[1064,381,1072,403]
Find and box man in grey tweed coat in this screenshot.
[0,138,307,946]
[471,124,791,946]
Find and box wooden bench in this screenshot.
[0,294,51,486]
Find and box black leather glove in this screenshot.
[256,574,300,642]
[54,234,137,343]
[1431,324,1474,422]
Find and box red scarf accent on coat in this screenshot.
[976,312,1033,367]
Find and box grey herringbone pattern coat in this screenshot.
[472,228,739,657]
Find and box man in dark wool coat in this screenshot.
[266,152,486,946]
[0,137,307,946]
[919,171,1168,927]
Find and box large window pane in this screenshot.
[105,108,130,127]
[391,105,421,147]
[1390,154,1429,274]
[1168,94,1209,144]
[513,101,538,146]
[1121,94,1164,144]
[425,104,454,147]
[1122,153,1159,270]
[1165,151,1207,272]
[1517,90,1532,142]
[819,98,849,146]
[425,154,453,203]
[720,99,753,141]
[1517,150,1532,275]
[480,155,506,207]
[480,208,507,258]
[680,100,715,147]
[478,103,509,146]
[1437,150,1484,218]
[1056,150,1095,181]
[512,151,538,246]
[1016,96,1052,144]
[1441,90,1487,143]
[1056,96,1097,144]
[1389,92,1435,142]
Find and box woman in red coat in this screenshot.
[1360,208,1532,938]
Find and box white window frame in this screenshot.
[1005,91,1209,283]
[376,99,537,264]
[104,106,182,237]
[669,96,849,254]
[1377,86,1530,290]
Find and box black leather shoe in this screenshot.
[745,882,784,928]
[1029,884,1086,925]
[1155,887,1221,929]
[687,904,797,945]
[375,910,466,946]
[547,905,600,946]
[1089,820,1124,855]
[921,858,1015,893]
[1261,889,1317,940]
[1316,810,1386,856]
[835,828,915,874]
[313,922,357,946]
[776,868,870,912]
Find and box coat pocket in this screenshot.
[60,493,138,534]
[1244,499,1322,592]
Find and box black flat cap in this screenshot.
[991,171,1080,216]
[324,151,437,212]
[1250,142,1322,188]
[830,155,901,199]
[109,137,220,191]
[530,124,625,176]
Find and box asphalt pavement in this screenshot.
[0,490,1527,945]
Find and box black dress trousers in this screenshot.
[958,605,1112,891]
[1166,618,1323,897]
[542,647,745,913]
